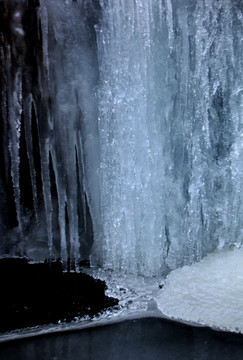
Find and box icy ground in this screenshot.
[87,247,243,334]
[1,247,242,344]
[84,268,164,319]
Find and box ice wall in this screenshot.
[0,0,101,268]
[91,0,243,275]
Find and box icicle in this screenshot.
[165,0,174,52]
[39,140,53,258]
[23,95,38,221]
[158,0,163,24]
[75,138,87,235]
[67,201,79,271]
[65,147,80,270]
[38,0,50,83]
[59,197,68,268]
[8,70,23,238]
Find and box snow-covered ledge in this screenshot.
[156,247,243,333]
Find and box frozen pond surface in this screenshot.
[0,317,243,360]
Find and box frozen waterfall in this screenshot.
[0,0,242,276]
[91,0,243,275]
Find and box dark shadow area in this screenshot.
[0,317,243,360]
[0,258,118,333]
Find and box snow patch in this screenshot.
[155,248,243,333]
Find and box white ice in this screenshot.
[155,247,243,333]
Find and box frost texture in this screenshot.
[91,0,243,275]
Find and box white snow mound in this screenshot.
[155,248,243,333]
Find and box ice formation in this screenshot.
[0,0,243,335]
[0,0,242,277]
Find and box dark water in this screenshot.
[0,317,243,360]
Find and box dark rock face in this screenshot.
[0,0,111,334]
[0,258,118,333]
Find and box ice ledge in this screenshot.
[155,247,243,334]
